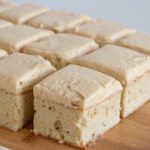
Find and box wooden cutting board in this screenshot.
[0,102,149,150]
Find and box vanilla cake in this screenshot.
[0,3,49,24]
[28,10,91,32]
[117,33,150,55]
[33,64,122,147]
[0,1,16,13]
[69,19,136,45]
[23,33,98,69]
[0,53,56,131]
[72,45,150,117]
[0,49,7,58]
[0,19,12,28]
[0,24,53,53]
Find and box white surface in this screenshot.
[12,0,149,32]
[0,146,10,150]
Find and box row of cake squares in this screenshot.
[0,22,149,69]
[0,1,150,148]
[0,44,149,147]
[0,52,121,146]
[0,2,150,56]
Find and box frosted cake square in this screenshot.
[0,53,55,131]
[0,24,53,53]
[28,10,91,32]
[117,33,150,55]
[33,64,122,147]
[23,33,98,69]
[70,19,136,45]
[73,45,150,117]
[0,3,49,24]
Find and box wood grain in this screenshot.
[0,102,149,150]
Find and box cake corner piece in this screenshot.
[33,64,122,147]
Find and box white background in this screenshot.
[12,0,150,32]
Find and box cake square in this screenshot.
[72,45,150,117]
[0,3,49,24]
[117,33,150,55]
[33,64,122,147]
[0,1,16,13]
[70,19,136,45]
[28,10,91,32]
[0,53,56,131]
[0,24,53,53]
[0,49,8,59]
[23,33,98,69]
[0,53,56,94]
[0,19,12,28]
